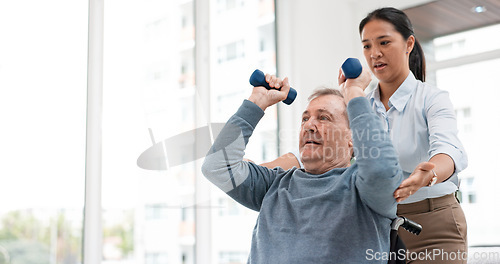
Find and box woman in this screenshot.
[260,7,468,263]
[358,7,467,263]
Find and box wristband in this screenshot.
[428,169,438,186]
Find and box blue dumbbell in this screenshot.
[249,69,297,105]
[341,58,363,79]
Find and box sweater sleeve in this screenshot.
[348,97,403,218]
[201,100,278,211]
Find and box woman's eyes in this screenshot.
[363,41,389,48]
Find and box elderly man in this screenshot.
[202,68,403,263]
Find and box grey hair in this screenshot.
[308,86,344,102]
[307,86,348,121]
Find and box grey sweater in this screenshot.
[202,97,403,263]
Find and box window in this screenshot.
[103,0,196,263]
[209,2,276,262]
[102,1,276,263]
[0,1,87,263]
[219,251,248,264]
[1,1,276,263]
[217,40,245,63]
[145,204,169,221]
[145,252,169,264]
[218,198,241,216]
[456,107,473,134]
[458,177,477,204]
[217,0,245,13]
[432,24,500,61]
[429,23,500,247]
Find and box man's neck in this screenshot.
[303,158,351,175]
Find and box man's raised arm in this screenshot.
[340,67,403,218]
[201,75,290,211]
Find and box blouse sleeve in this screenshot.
[426,89,468,175]
[290,149,304,169]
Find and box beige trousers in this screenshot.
[397,193,468,264]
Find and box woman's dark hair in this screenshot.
[359,7,426,82]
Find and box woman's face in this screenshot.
[360,19,414,86]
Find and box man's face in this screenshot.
[299,95,352,174]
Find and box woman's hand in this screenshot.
[394,162,435,202]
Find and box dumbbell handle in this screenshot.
[341,58,363,79]
[249,69,297,105]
